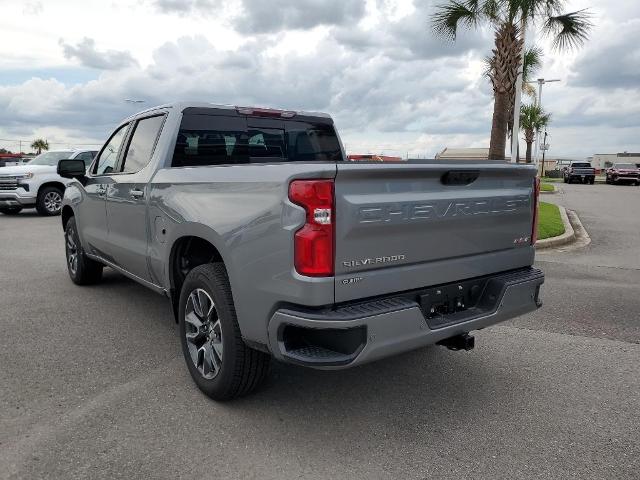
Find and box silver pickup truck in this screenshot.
[58,102,544,400]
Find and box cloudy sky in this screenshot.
[1,0,638,158]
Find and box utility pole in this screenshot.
[529,78,560,164]
[541,130,548,177]
[510,19,527,164]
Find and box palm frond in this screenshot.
[481,54,493,79]
[480,0,501,21]
[432,1,482,40]
[522,45,543,82]
[523,82,537,97]
[520,103,551,130]
[544,9,593,50]
[542,0,567,18]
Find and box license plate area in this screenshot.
[419,277,492,328]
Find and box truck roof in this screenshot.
[124,101,332,122]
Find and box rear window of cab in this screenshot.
[171,113,343,167]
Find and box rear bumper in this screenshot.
[0,191,36,207]
[267,267,544,369]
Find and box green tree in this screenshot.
[31,138,49,154]
[519,103,550,163]
[432,0,591,160]
[485,45,543,146]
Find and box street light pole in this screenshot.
[541,129,548,177]
[530,78,560,165]
[510,20,527,164]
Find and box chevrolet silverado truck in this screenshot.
[562,161,595,184]
[0,149,96,215]
[57,102,544,400]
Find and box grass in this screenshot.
[537,202,565,240]
[540,176,563,183]
[540,182,555,192]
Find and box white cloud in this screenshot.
[0,0,638,158]
[60,38,139,70]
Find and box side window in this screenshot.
[248,129,285,159]
[94,124,128,175]
[172,114,248,167]
[74,151,94,167]
[286,122,342,162]
[121,115,165,174]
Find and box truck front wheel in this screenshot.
[64,217,103,285]
[36,186,64,216]
[178,263,270,400]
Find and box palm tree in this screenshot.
[31,139,49,155]
[485,45,543,145]
[520,103,550,163]
[432,0,591,160]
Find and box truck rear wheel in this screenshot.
[36,186,63,216]
[64,217,103,285]
[178,263,270,400]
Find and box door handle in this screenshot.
[129,188,144,199]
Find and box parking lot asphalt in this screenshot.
[1,182,638,480]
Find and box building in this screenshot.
[591,152,640,171]
[435,148,490,160]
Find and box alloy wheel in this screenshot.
[65,227,78,276]
[184,288,223,379]
[44,191,62,213]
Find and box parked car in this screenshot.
[58,102,544,400]
[0,149,97,216]
[563,161,595,184]
[605,163,640,185]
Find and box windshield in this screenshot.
[28,151,74,166]
[614,163,636,169]
[571,162,591,168]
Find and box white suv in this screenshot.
[0,149,96,216]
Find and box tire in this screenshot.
[178,263,270,401]
[563,175,569,184]
[0,206,22,215]
[36,186,64,216]
[605,176,610,184]
[590,178,595,185]
[64,217,103,285]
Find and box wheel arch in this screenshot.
[61,205,74,230]
[38,181,66,197]
[168,234,227,322]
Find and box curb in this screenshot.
[535,205,575,249]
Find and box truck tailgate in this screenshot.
[334,162,537,303]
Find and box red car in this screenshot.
[605,163,640,185]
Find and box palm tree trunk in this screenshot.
[487,23,523,161]
[489,91,509,160]
[525,141,532,163]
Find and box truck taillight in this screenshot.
[289,179,335,276]
[531,177,541,245]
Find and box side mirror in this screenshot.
[58,159,86,179]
